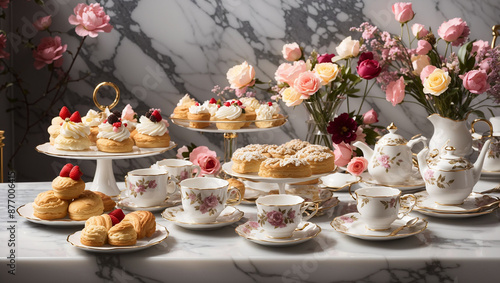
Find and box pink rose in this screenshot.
[377,155,391,169]
[472,40,490,54]
[0,34,10,60]
[386,76,405,106]
[0,0,8,9]
[317,53,335,63]
[420,65,437,82]
[346,157,369,176]
[437,18,470,47]
[460,70,489,94]
[274,60,308,87]
[266,210,286,228]
[32,36,67,70]
[357,59,381,80]
[424,169,434,181]
[362,109,378,124]
[412,23,429,39]
[121,104,137,122]
[282,42,302,61]
[416,40,432,55]
[333,142,353,167]
[226,61,255,89]
[176,145,189,159]
[203,194,219,208]
[293,71,321,99]
[68,3,113,38]
[33,15,52,31]
[392,2,414,23]
[189,146,221,176]
[479,58,492,72]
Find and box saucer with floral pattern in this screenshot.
[235,221,321,246]
[162,206,244,230]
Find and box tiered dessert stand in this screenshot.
[36,82,176,196]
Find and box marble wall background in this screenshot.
[2,0,499,181]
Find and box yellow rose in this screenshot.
[281,87,303,106]
[226,61,255,89]
[423,68,451,96]
[314,63,339,85]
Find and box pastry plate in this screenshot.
[331,213,428,241]
[67,224,168,253]
[319,172,360,192]
[170,115,287,133]
[35,141,176,160]
[359,171,425,192]
[413,205,499,218]
[222,162,334,184]
[235,221,321,247]
[161,206,244,230]
[117,190,181,212]
[17,203,86,226]
[411,191,500,214]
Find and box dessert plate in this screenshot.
[235,221,321,246]
[67,224,168,253]
[412,191,500,214]
[170,115,287,133]
[359,171,425,192]
[17,203,86,226]
[331,213,428,241]
[161,206,244,230]
[319,172,360,192]
[117,191,181,212]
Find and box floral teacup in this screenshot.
[350,186,416,230]
[152,159,201,183]
[180,177,241,223]
[124,168,178,207]
[256,195,319,238]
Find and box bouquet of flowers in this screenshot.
[352,2,500,120]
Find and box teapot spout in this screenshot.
[473,139,492,183]
[353,141,373,161]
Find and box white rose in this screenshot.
[335,36,360,59]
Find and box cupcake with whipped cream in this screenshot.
[173,94,197,119]
[214,100,246,130]
[239,97,260,127]
[48,106,70,145]
[187,102,211,129]
[54,111,91,151]
[83,109,106,144]
[255,102,284,128]
[96,113,134,153]
[203,98,219,119]
[133,109,170,148]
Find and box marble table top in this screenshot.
[1,180,500,283]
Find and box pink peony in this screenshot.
[33,15,52,31]
[32,36,67,70]
[472,40,490,54]
[189,146,221,176]
[333,142,353,167]
[420,65,437,82]
[392,2,414,23]
[282,42,302,61]
[412,23,429,39]
[176,145,189,159]
[437,18,470,47]
[266,210,286,228]
[377,155,391,169]
[346,157,369,176]
[416,40,432,55]
[317,53,335,63]
[293,71,321,99]
[460,70,489,94]
[386,77,405,106]
[0,34,10,59]
[362,109,378,124]
[68,3,113,38]
[274,60,308,87]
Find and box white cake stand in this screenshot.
[222,162,334,194]
[36,142,176,196]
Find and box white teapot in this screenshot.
[354,123,427,185]
[478,117,499,172]
[417,141,491,205]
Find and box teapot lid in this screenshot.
[377,123,407,146]
[429,146,473,171]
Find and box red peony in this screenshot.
[327,113,358,144]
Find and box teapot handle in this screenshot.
[408,135,428,151]
[471,119,493,138]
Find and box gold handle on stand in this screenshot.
[492,25,500,49]
[92,82,120,111]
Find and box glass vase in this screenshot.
[303,99,344,150]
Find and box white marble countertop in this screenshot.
[1,180,500,283]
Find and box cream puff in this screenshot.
[173,94,197,119]
[68,190,104,221]
[54,111,91,151]
[93,192,116,212]
[80,224,108,247]
[48,106,71,145]
[255,102,284,128]
[52,163,85,200]
[187,102,211,129]
[96,114,134,153]
[214,101,246,130]
[32,190,69,220]
[239,97,260,127]
[82,109,106,144]
[134,109,171,148]
[108,219,137,246]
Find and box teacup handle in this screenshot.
[398,194,417,219]
[226,187,242,206]
[192,165,202,177]
[348,184,357,201]
[301,201,319,221]
[325,180,360,192]
[166,176,179,195]
[471,119,493,138]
